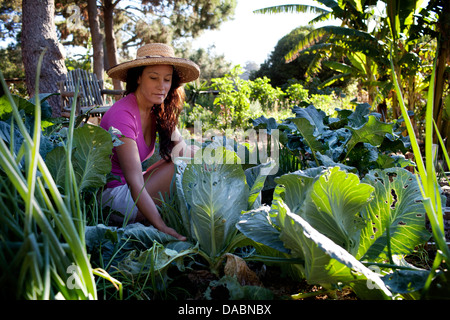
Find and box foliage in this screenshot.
[181,102,215,130]
[205,275,273,300]
[253,0,442,141]
[85,223,195,298]
[237,166,431,299]
[284,83,309,106]
[0,62,102,299]
[210,65,252,129]
[252,103,412,177]
[184,70,354,132]
[248,76,285,112]
[54,0,237,51]
[252,26,314,88]
[46,124,113,193]
[0,91,115,194]
[168,147,272,274]
[0,0,21,42]
[0,44,24,90]
[411,0,450,153]
[390,43,450,297]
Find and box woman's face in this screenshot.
[137,65,173,106]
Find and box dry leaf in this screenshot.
[223,253,262,287]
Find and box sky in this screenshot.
[191,0,336,67]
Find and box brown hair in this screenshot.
[125,66,185,161]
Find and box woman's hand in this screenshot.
[160,225,187,241]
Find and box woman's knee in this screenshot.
[144,159,175,197]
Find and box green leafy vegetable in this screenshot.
[46,124,113,192]
[358,168,431,260]
[252,103,411,176]
[172,147,272,273]
[237,166,431,298]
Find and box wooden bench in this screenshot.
[58,69,124,118]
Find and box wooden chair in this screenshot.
[58,69,124,118]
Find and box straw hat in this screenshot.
[107,43,200,83]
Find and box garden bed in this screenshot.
[164,186,450,301]
[168,260,359,300]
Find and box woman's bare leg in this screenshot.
[142,159,175,206]
[133,159,185,240]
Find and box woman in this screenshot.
[100,43,200,241]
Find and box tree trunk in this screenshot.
[433,0,450,157]
[87,0,104,81]
[103,0,123,92]
[21,0,67,117]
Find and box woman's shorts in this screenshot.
[101,184,139,225]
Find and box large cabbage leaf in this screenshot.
[358,168,431,260]
[46,124,113,191]
[275,200,392,297]
[345,115,394,156]
[181,161,249,258]
[269,167,373,256]
[238,166,430,297]
[299,167,374,256]
[272,167,325,215]
[237,205,289,254]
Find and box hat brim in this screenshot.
[107,57,200,83]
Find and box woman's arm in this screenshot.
[115,137,186,240]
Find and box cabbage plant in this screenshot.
[252,102,412,176]
[171,146,273,274]
[237,166,432,299]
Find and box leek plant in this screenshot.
[0,52,99,299]
[390,45,450,296]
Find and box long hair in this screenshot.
[125,66,185,161]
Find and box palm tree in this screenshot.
[255,1,389,110]
[254,0,427,126]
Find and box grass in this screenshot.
[390,44,450,295]
[0,52,122,299]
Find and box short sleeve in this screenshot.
[100,95,139,141]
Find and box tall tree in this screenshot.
[103,0,122,91]
[255,0,428,127]
[22,0,67,116]
[108,0,236,90]
[87,0,104,81]
[251,26,327,88]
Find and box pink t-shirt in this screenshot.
[100,93,155,188]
